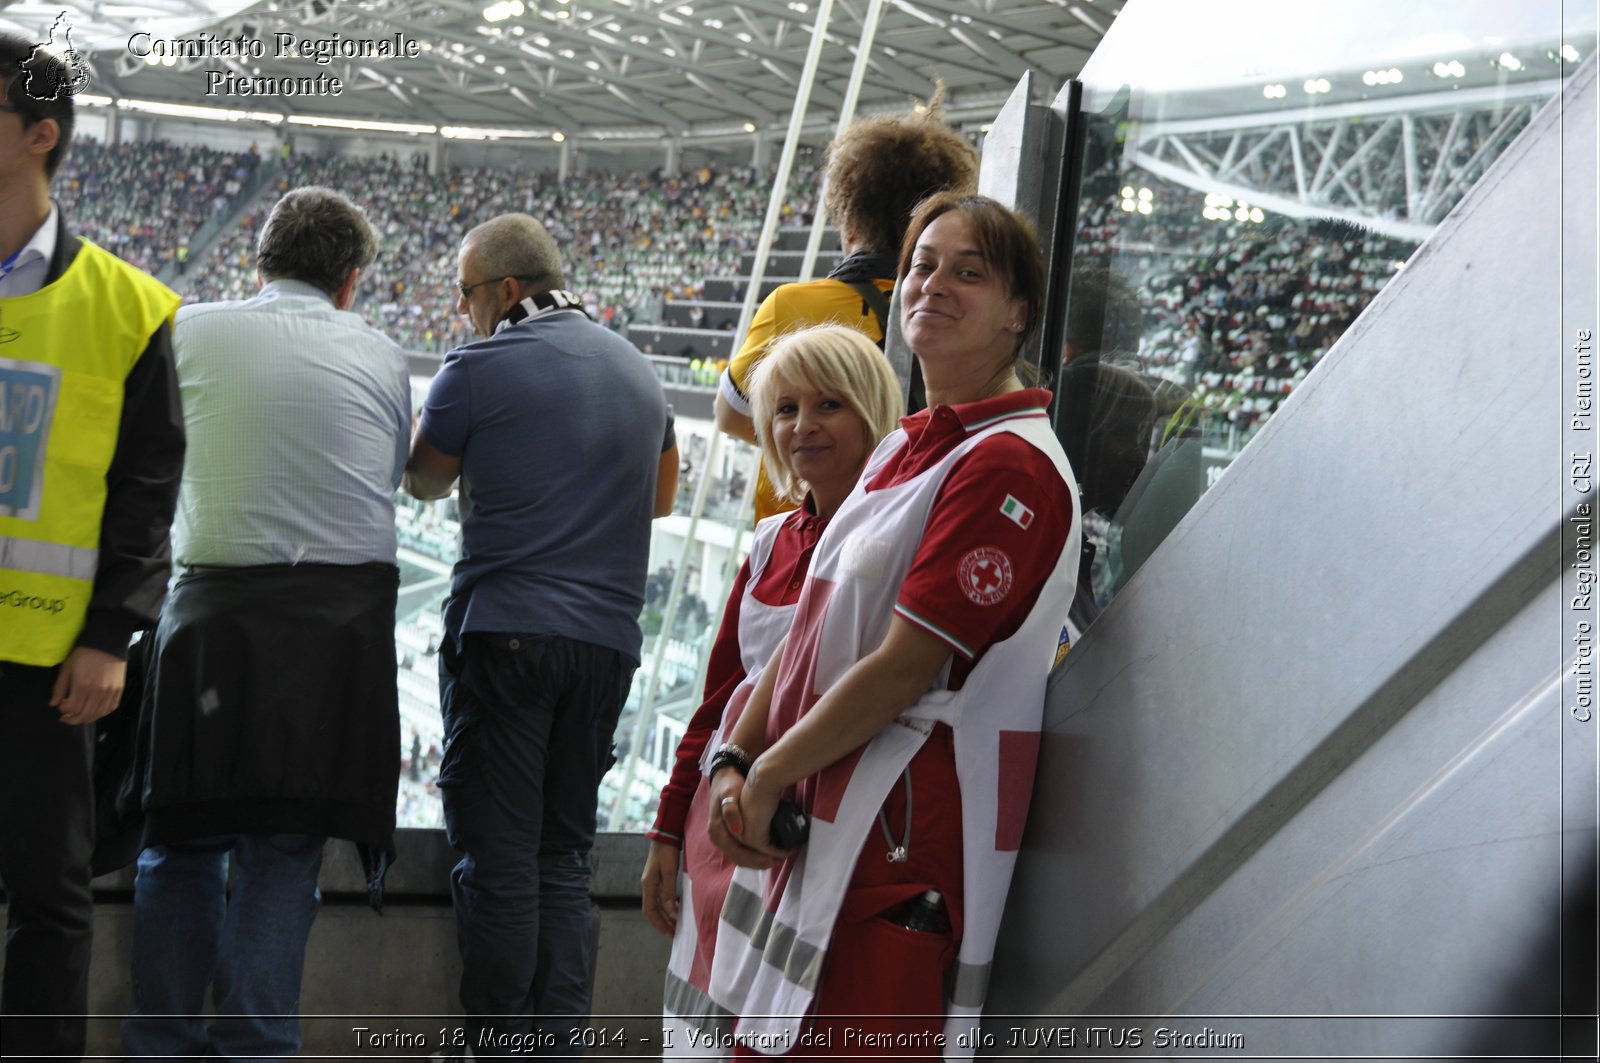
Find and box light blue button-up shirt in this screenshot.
[171,278,410,567]
[0,203,57,297]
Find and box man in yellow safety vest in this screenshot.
[0,31,185,1059]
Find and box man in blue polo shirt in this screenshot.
[406,212,677,1050]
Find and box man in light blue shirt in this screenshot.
[124,187,409,1061]
[168,265,409,567]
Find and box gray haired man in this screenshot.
[407,213,677,1051]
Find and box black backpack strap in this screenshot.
[842,279,892,348]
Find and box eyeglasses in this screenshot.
[0,104,18,114]
[456,274,540,299]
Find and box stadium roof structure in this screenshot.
[0,0,1115,139]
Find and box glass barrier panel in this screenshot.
[1055,0,1595,631]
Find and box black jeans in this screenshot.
[0,661,96,1060]
[438,633,634,1056]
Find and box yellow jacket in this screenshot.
[0,238,178,666]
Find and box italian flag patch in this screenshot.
[1000,494,1034,529]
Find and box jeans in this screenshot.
[438,633,634,1055]
[0,662,96,1060]
[122,833,326,1062]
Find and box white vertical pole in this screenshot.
[605,0,840,829]
[799,0,887,282]
[731,0,837,346]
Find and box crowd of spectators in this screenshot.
[1072,164,1419,443]
[47,131,1491,442]
[183,149,818,351]
[54,138,261,275]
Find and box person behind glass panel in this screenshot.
[706,194,1082,1058]
[641,324,903,1056]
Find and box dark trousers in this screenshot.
[0,661,96,1060]
[438,633,633,1056]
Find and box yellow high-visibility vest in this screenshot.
[0,238,178,666]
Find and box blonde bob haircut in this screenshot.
[748,324,904,506]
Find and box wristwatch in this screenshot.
[707,742,752,778]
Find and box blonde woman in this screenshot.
[643,325,903,1054]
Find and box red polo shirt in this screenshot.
[869,388,1074,689]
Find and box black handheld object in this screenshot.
[769,799,811,849]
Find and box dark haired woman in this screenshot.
[707,194,1080,1056]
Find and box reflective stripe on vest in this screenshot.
[0,537,99,581]
[0,237,178,666]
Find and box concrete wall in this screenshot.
[3,831,672,1059]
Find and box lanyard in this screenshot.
[0,247,23,285]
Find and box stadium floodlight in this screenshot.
[117,98,285,124]
[287,114,436,134]
[442,125,550,140]
[483,0,525,23]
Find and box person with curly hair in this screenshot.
[715,86,979,524]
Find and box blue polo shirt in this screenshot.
[419,310,670,663]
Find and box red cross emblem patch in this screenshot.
[958,546,1014,606]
